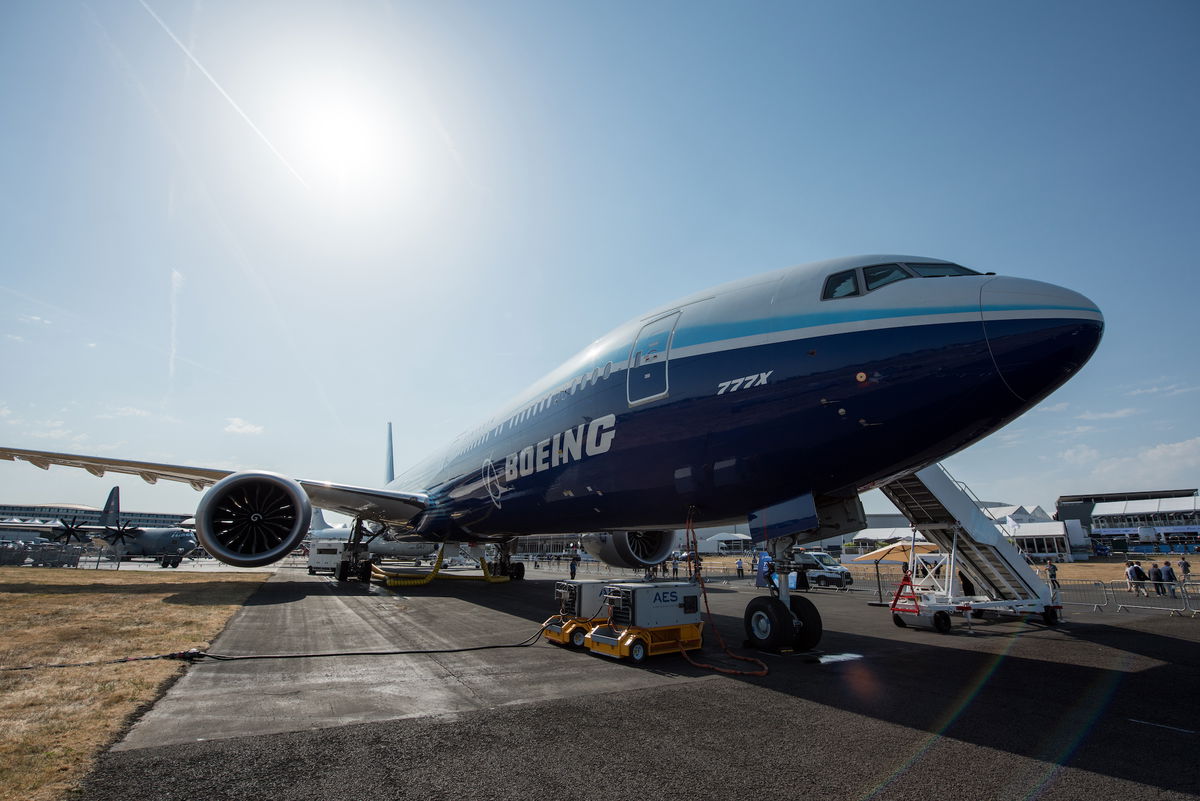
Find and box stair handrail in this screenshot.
[940,463,1020,543]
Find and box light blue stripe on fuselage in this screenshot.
[671,303,1098,352]
[427,302,1097,478]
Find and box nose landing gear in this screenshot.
[742,536,824,653]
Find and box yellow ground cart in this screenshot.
[543,580,609,648]
[582,582,705,665]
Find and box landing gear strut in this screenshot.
[492,540,525,580]
[337,518,375,583]
[742,534,823,652]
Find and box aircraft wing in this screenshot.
[0,446,231,491]
[296,481,426,525]
[0,446,427,526]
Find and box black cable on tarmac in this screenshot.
[0,625,552,671]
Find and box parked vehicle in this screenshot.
[791,550,854,588]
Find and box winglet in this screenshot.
[385,422,395,485]
[100,487,120,527]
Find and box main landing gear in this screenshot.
[742,536,823,653]
[489,540,526,580]
[334,518,375,583]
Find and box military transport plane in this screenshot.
[90,487,198,567]
[0,487,198,566]
[0,255,1102,648]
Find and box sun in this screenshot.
[270,77,406,199]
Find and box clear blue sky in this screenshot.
[1,1,1197,520]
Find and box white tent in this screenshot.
[699,531,752,554]
[852,527,928,543]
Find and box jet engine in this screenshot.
[579,530,674,569]
[195,472,312,568]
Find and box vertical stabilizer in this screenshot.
[100,487,120,527]
[311,507,330,531]
[385,422,395,485]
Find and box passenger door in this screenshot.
[627,311,681,406]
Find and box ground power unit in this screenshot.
[544,580,610,648]
[584,582,704,664]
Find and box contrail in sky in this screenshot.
[169,269,183,381]
[137,0,309,188]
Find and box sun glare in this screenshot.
[269,77,409,203]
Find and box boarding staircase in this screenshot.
[881,463,1051,605]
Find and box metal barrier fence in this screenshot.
[6,548,1200,618]
[1108,580,1193,616]
[843,568,1200,619]
[846,565,905,603]
[0,546,259,571]
[1055,578,1111,611]
[1050,579,1200,617]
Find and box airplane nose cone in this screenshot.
[980,277,1104,403]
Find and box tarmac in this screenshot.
[76,564,1200,800]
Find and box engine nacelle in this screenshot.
[196,472,312,568]
[579,530,675,569]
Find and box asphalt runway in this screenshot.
[77,566,1200,800]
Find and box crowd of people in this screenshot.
[1123,557,1191,597]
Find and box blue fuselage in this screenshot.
[390,256,1102,542]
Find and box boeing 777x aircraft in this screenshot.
[1,255,1103,650]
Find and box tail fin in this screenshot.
[385,422,395,485]
[310,507,330,531]
[100,487,120,527]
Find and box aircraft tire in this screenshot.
[358,561,373,583]
[743,597,791,651]
[933,611,952,634]
[1042,607,1059,627]
[789,595,823,651]
[510,561,525,580]
[335,562,350,583]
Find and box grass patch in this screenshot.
[0,567,268,801]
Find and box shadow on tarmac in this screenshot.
[312,572,1199,795]
[0,580,267,607]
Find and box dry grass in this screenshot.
[0,567,268,801]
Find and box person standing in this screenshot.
[1179,555,1191,581]
[671,556,679,578]
[735,557,745,579]
[1046,561,1059,590]
[569,555,579,580]
[1161,561,1179,598]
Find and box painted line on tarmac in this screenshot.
[1128,719,1196,735]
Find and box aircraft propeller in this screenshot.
[48,516,90,544]
[103,521,140,548]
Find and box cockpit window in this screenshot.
[822,270,860,300]
[904,262,979,277]
[863,263,912,291]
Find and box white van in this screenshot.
[792,550,854,588]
